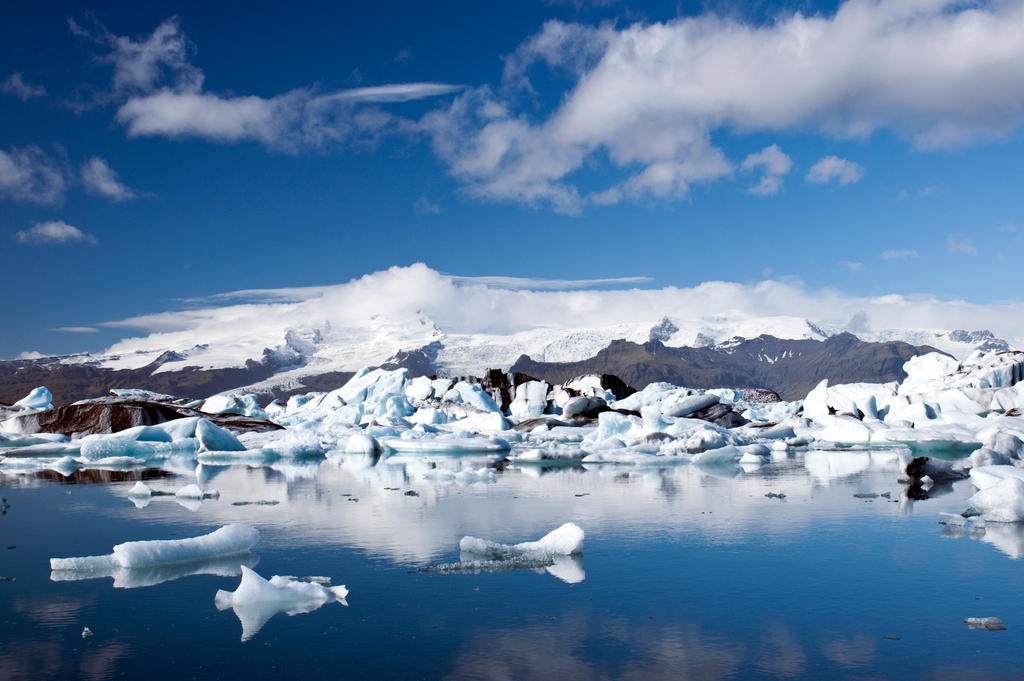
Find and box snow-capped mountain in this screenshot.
[2,265,1019,404]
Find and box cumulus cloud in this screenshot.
[741,144,793,196]
[947,233,978,255]
[0,146,66,204]
[881,249,918,261]
[2,72,45,100]
[805,156,865,185]
[96,264,1024,373]
[13,221,97,245]
[80,157,137,201]
[423,0,1024,210]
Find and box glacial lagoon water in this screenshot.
[2,450,1023,680]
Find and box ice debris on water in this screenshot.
[50,524,259,571]
[175,484,219,500]
[964,617,1006,631]
[426,523,586,584]
[81,626,93,638]
[215,565,348,642]
[128,481,152,498]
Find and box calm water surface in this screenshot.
[1,450,1022,680]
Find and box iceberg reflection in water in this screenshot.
[50,551,260,589]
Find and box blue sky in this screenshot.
[2,0,1023,358]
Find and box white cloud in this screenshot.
[13,221,97,245]
[16,351,46,360]
[741,144,793,196]
[2,72,45,100]
[52,326,98,333]
[947,233,978,255]
[80,157,137,202]
[881,249,918,261]
[840,261,865,272]
[805,156,865,185]
[0,146,66,205]
[70,16,202,95]
[95,264,1024,372]
[72,17,459,153]
[424,0,1024,210]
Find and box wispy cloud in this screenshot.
[52,326,99,333]
[840,261,865,272]
[0,146,66,204]
[947,233,977,255]
[805,156,865,186]
[69,16,202,96]
[414,195,441,214]
[881,249,918,261]
[741,144,793,196]
[2,72,45,100]
[13,221,97,245]
[80,157,137,202]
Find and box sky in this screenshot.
[2,0,1024,359]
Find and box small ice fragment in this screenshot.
[128,481,152,498]
[215,566,348,642]
[939,512,967,526]
[175,484,219,499]
[81,626,93,638]
[964,617,1006,631]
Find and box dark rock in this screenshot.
[6,396,283,437]
[510,333,944,400]
[689,403,749,428]
[741,388,782,403]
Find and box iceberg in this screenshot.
[50,524,260,571]
[196,419,245,452]
[13,386,53,410]
[459,522,584,559]
[966,477,1024,523]
[380,437,510,454]
[215,565,349,641]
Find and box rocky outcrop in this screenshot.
[6,395,283,437]
[510,333,942,400]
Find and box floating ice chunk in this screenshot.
[691,445,742,465]
[50,524,260,571]
[939,512,967,526]
[405,376,435,401]
[459,522,584,559]
[443,382,501,413]
[345,434,380,455]
[424,553,585,584]
[128,481,152,497]
[966,477,1024,523]
[661,393,718,418]
[510,381,549,419]
[562,396,605,418]
[44,455,80,476]
[802,380,829,420]
[14,386,52,410]
[969,465,1024,491]
[176,484,219,499]
[215,566,348,641]
[195,419,245,452]
[380,437,510,454]
[964,617,1006,631]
